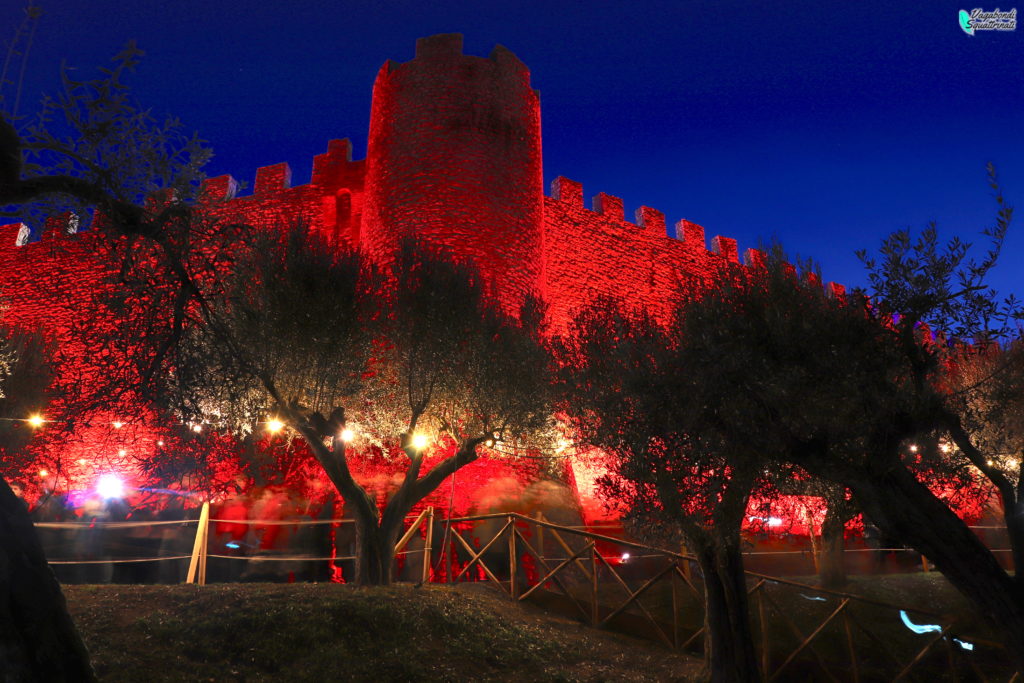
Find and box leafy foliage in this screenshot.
[0,325,51,471]
[857,163,1019,343]
[1,41,211,233]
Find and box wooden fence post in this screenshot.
[422,507,434,584]
[758,586,770,679]
[671,564,680,649]
[508,514,517,598]
[591,543,599,626]
[446,517,454,584]
[535,511,545,565]
[186,501,210,585]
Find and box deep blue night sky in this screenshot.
[6,0,1023,296]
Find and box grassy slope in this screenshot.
[65,583,701,682]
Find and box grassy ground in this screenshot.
[64,583,702,682]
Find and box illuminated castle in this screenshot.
[0,34,844,515]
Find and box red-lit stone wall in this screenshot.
[0,34,803,519]
[362,33,544,311]
[542,176,741,333]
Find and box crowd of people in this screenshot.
[14,474,592,585]
[21,477,349,584]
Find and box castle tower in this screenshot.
[362,34,544,310]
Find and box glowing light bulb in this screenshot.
[940,443,952,454]
[621,552,631,562]
[112,421,124,429]
[77,459,87,465]
[191,424,202,433]
[156,440,164,447]
[267,418,284,433]
[27,414,45,428]
[118,449,127,457]
[340,428,355,443]
[97,474,124,499]
[38,469,48,478]
[908,444,918,453]
[411,433,429,451]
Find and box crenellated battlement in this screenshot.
[406,33,532,85]
[546,175,744,262]
[545,175,845,297]
[4,33,846,327]
[254,162,292,195]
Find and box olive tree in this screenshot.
[556,296,763,683]
[658,213,1024,672]
[0,322,94,681]
[149,226,554,585]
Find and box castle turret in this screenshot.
[362,34,544,309]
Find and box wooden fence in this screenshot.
[105,505,1018,680]
[428,511,1020,682]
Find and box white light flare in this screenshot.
[97,474,125,499]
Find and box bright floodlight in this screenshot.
[191,423,203,433]
[38,469,48,478]
[267,418,285,433]
[340,428,355,443]
[97,474,125,499]
[112,421,124,429]
[411,433,429,450]
[27,414,45,428]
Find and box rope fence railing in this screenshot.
[32,512,1015,578]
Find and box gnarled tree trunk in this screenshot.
[845,465,1024,674]
[693,534,759,683]
[819,503,847,589]
[351,508,405,586]
[0,478,95,681]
